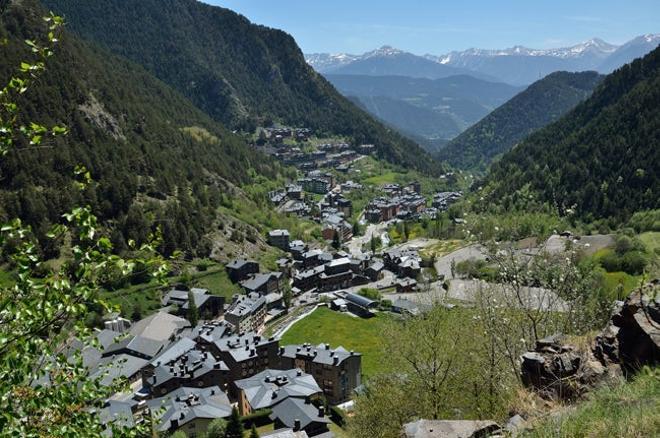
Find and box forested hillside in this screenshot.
[43,0,441,175]
[438,71,602,170]
[481,48,660,222]
[0,0,280,257]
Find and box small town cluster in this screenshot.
[83,209,448,437]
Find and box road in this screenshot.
[434,244,487,280]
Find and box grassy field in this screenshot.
[524,368,660,437]
[280,307,393,378]
[640,231,660,254]
[420,239,465,258]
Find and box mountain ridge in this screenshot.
[44,0,442,175]
[437,71,603,170]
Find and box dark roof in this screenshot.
[344,293,378,308]
[90,354,149,386]
[103,334,165,359]
[280,343,360,366]
[147,386,232,432]
[269,397,330,430]
[235,368,321,411]
[226,259,258,270]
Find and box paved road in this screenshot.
[434,244,487,280]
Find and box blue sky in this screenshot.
[206,0,659,54]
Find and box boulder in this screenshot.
[594,282,659,375]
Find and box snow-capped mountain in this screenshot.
[431,38,618,65]
[306,35,659,85]
[305,52,359,72]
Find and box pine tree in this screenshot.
[249,424,259,438]
[225,407,244,438]
[187,290,199,326]
[332,231,341,250]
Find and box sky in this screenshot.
[206,0,660,55]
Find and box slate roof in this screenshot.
[213,332,276,363]
[90,354,149,387]
[226,293,266,318]
[103,334,165,359]
[280,343,360,366]
[269,397,330,430]
[235,368,321,411]
[240,272,281,292]
[147,386,232,432]
[162,288,213,310]
[99,399,136,430]
[226,259,258,270]
[130,312,188,342]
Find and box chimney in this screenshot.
[171,419,179,428]
[279,347,285,355]
[293,419,301,431]
[318,406,325,417]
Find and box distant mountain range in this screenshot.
[306,35,660,85]
[326,74,522,143]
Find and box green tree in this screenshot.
[205,418,228,438]
[225,407,244,438]
[249,424,259,438]
[187,289,200,326]
[332,232,341,250]
[0,14,167,436]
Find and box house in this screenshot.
[130,312,189,343]
[343,293,378,317]
[89,354,148,387]
[225,293,267,334]
[144,338,230,397]
[288,240,307,260]
[209,333,280,394]
[268,229,291,251]
[395,277,418,293]
[162,288,224,319]
[321,214,353,242]
[278,343,362,405]
[365,261,384,281]
[383,248,422,279]
[240,272,282,295]
[292,265,325,293]
[234,369,330,436]
[286,185,303,200]
[147,386,232,436]
[225,259,259,283]
[330,298,348,312]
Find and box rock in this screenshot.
[521,281,659,401]
[402,419,501,438]
[504,414,527,435]
[593,282,659,376]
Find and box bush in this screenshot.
[241,408,272,428]
[329,405,347,426]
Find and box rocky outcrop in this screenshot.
[402,419,501,438]
[521,281,659,400]
[594,281,659,375]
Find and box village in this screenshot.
[76,130,472,437]
[82,128,619,437]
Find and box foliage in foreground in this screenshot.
[0,11,166,436]
[523,367,660,438]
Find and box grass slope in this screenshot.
[280,307,392,378]
[524,368,660,437]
